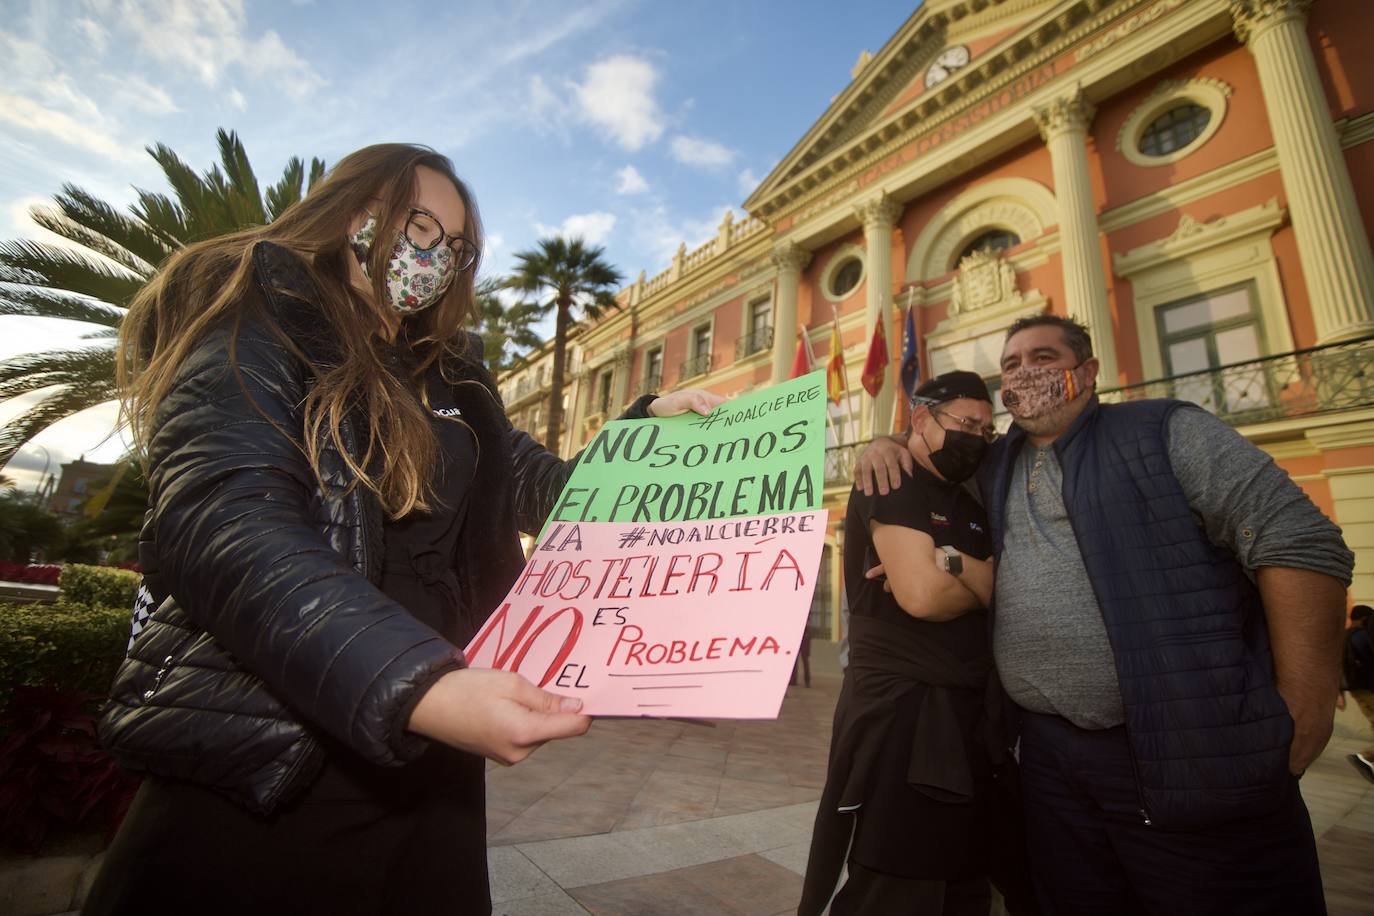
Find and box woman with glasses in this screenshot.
[86,144,719,915]
[800,370,1034,916]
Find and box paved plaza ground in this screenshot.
[483,641,1374,916]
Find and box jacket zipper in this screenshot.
[339,413,376,583]
[142,655,175,700]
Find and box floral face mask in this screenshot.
[347,215,455,314]
[1000,363,1094,420]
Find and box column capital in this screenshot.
[1229,0,1314,45]
[854,192,903,232]
[1033,85,1096,142]
[771,239,812,273]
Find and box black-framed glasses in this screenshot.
[404,207,480,271]
[930,406,999,444]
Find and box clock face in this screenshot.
[925,44,971,88]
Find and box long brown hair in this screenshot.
[118,143,484,518]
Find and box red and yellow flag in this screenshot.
[826,320,847,405]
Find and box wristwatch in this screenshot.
[940,545,963,576]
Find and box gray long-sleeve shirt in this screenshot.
[993,405,1354,729]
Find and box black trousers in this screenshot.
[82,748,488,916]
[1018,711,1326,916]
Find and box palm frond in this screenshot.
[0,240,145,306]
[265,158,306,221]
[0,288,126,327]
[48,185,172,269]
[306,158,327,191]
[0,382,120,469]
[128,189,191,248]
[216,129,267,227]
[0,346,117,400]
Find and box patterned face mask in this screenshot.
[1000,363,1093,420]
[347,215,455,314]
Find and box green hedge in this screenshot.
[0,601,130,710]
[60,563,141,609]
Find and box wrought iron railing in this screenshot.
[1098,334,1374,425]
[635,373,662,397]
[824,439,869,487]
[680,352,713,379]
[735,326,774,359]
[819,336,1372,488]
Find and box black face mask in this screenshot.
[923,427,989,483]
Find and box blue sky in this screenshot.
[0,0,917,487]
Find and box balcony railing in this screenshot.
[636,372,662,397]
[824,439,869,487]
[819,336,1372,489]
[1098,334,1374,426]
[735,326,774,359]
[680,352,713,379]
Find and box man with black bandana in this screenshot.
[800,370,1033,916]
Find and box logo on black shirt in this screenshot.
[433,407,463,418]
[969,521,984,534]
[929,512,950,528]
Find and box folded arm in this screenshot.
[871,521,982,621]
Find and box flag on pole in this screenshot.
[826,319,847,405]
[789,328,811,379]
[899,292,920,404]
[860,318,889,398]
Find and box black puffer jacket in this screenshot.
[99,242,652,814]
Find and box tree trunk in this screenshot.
[545,298,571,454]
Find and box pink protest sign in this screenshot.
[464,511,827,719]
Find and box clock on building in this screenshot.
[925,45,971,88]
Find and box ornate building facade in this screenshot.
[506,0,1374,637]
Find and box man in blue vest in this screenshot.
[856,314,1353,914]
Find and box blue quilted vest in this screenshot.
[980,397,1293,829]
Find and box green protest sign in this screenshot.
[547,369,827,526]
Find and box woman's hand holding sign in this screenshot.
[649,388,725,418]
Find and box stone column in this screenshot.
[856,193,904,436]
[1034,85,1118,384]
[771,240,812,384]
[1232,0,1374,342]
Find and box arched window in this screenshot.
[957,229,1020,265]
[1139,103,1211,157]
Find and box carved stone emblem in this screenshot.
[950,249,1020,315]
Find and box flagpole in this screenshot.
[901,286,916,434]
[806,326,841,447]
[835,305,859,446]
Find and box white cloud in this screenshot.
[109,74,181,116]
[0,92,142,162]
[615,165,648,195]
[535,212,618,245]
[669,134,735,169]
[74,18,108,54]
[116,0,326,101]
[737,168,760,196]
[228,87,247,111]
[527,74,573,136]
[571,55,663,151]
[497,3,620,67]
[629,203,732,269]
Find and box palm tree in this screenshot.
[0,129,326,469]
[505,237,622,453]
[471,276,544,375]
